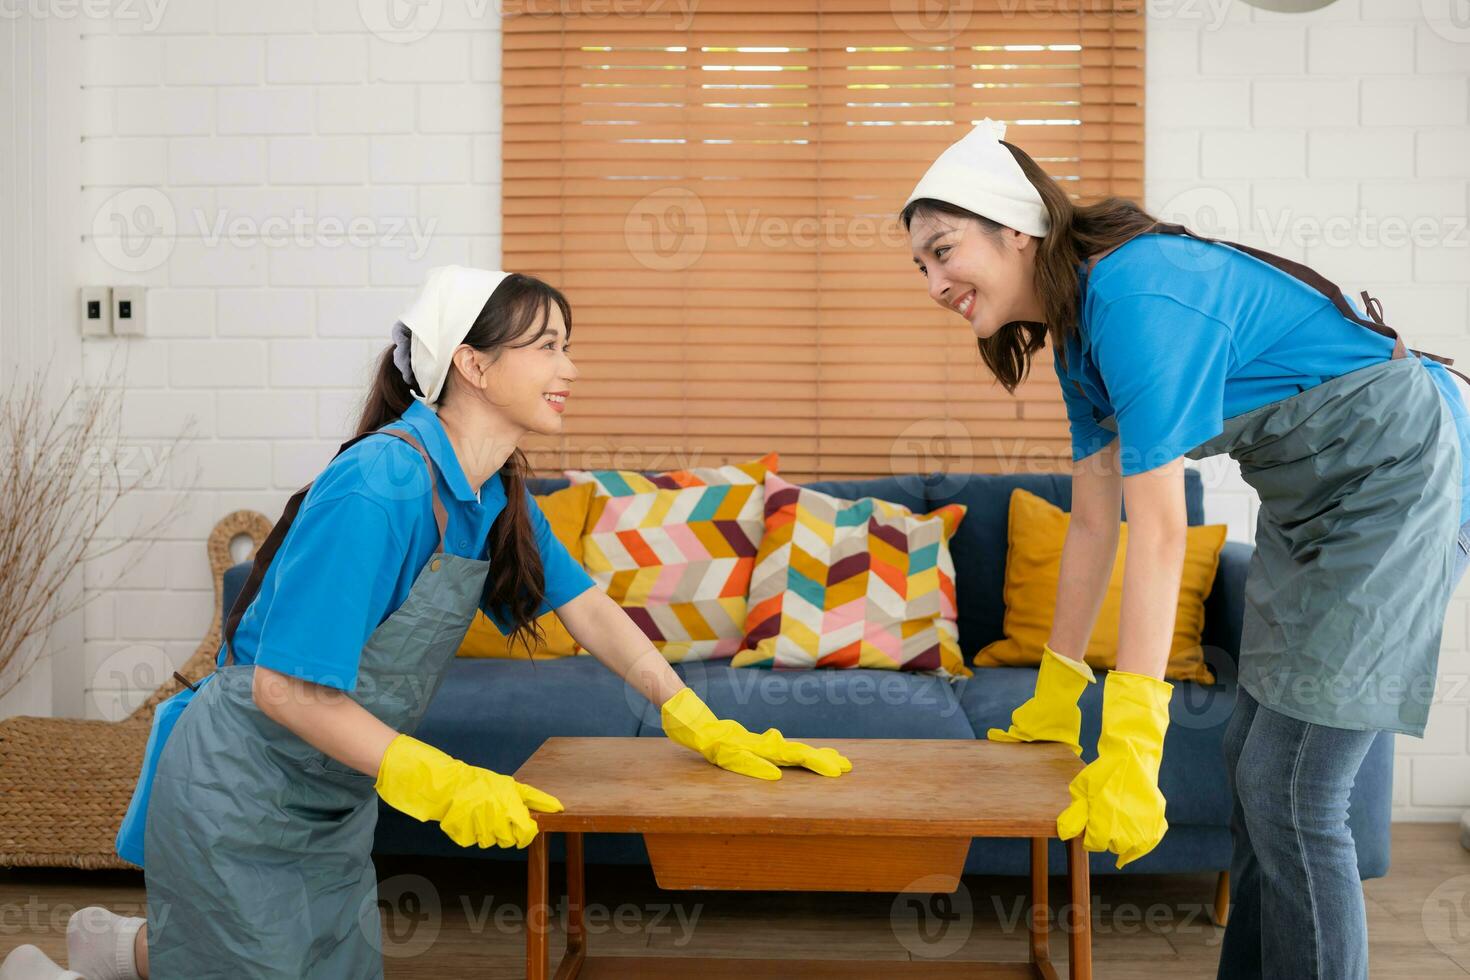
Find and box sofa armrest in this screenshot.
[1201,540,1252,671]
[222,561,252,625]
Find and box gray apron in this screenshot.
[143,427,489,979]
[1078,222,1465,736]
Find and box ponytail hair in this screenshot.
[900,140,1159,393]
[356,273,575,665]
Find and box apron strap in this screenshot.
[1083,221,1470,387]
[383,429,450,551]
[220,426,448,668]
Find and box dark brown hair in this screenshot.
[357,273,574,664]
[900,139,1159,393]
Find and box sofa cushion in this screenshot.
[734,472,971,678]
[956,665,1235,827]
[533,474,927,510]
[571,454,777,663]
[635,661,977,740]
[978,487,1225,683]
[928,469,1206,663]
[568,452,777,496]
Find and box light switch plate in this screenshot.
[112,285,146,337]
[80,286,111,337]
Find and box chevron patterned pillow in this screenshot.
[733,472,972,678]
[568,454,778,662]
[569,453,777,497]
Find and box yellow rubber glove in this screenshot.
[1056,669,1172,869]
[659,687,854,780]
[374,733,563,850]
[986,643,1097,756]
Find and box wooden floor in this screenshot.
[2,823,1468,978]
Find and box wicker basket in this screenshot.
[0,510,272,870]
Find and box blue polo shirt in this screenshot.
[223,400,596,691]
[1055,233,1470,525]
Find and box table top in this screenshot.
[514,737,1082,837]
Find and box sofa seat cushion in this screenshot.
[411,657,645,775]
[636,662,977,740]
[956,666,1236,826]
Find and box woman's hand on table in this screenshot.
[659,687,854,780]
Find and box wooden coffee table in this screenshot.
[516,737,1090,979]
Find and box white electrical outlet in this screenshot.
[112,285,147,337]
[80,286,112,337]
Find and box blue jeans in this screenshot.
[1216,516,1470,979]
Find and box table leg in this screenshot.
[1214,869,1230,927]
[1066,835,1092,980]
[527,830,549,980]
[1029,837,1049,966]
[565,833,586,968]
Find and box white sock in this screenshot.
[65,908,143,980]
[0,944,84,980]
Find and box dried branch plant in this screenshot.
[0,355,198,703]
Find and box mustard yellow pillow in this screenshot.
[977,487,1226,684]
[457,482,595,659]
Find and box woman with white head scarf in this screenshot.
[26,268,852,980]
[903,119,1470,979]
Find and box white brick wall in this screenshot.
[75,3,500,721]
[64,1,1470,822]
[1149,0,1470,821]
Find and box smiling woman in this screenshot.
[902,119,1158,393]
[124,268,599,979]
[900,119,1470,980]
[40,260,856,980]
[362,271,581,650]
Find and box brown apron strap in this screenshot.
[220,426,449,668]
[1084,221,1470,387]
[384,430,450,550]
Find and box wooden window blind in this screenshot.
[502,0,1143,481]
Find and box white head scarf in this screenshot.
[390,265,512,408]
[903,118,1050,238]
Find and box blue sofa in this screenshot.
[220,468,1393,881]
